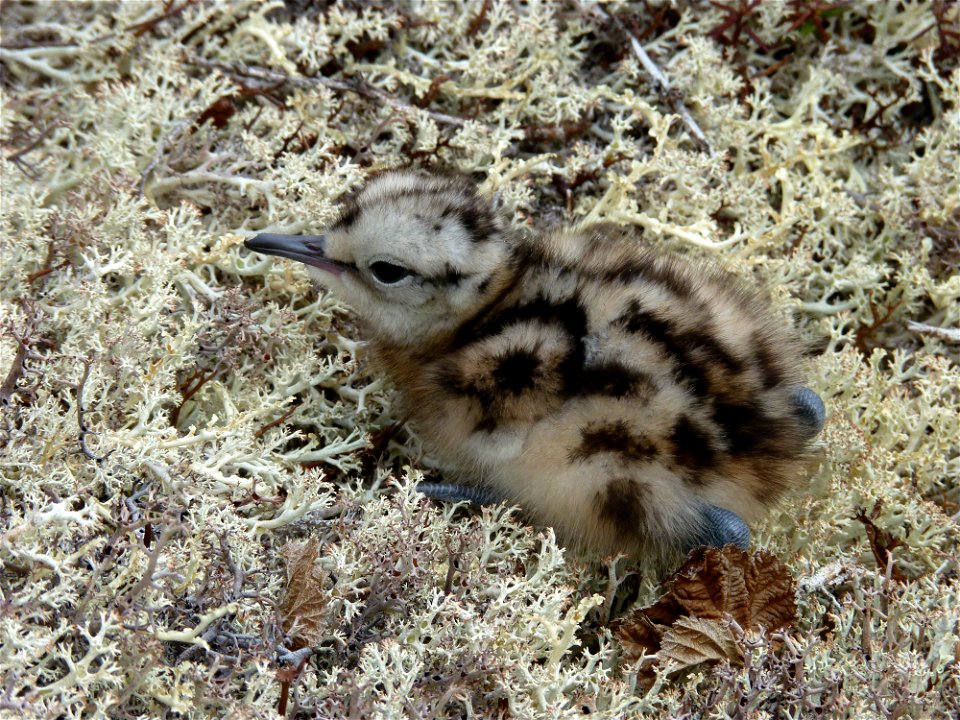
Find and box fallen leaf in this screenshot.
[614,546,797,672]
[854,501,907,582]
[658,616,742,672]
[279,538,329,648]
[662,546,797,629]
[614,609,664,661]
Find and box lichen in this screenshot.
[1,1,957,718]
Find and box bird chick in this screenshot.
[246,171,824,558]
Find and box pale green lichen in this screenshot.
[1,1,958,718]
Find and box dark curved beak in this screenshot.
[244,233,351,276]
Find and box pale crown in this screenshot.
[316,171,512,345]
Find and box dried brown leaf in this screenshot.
[615,611,665,662]
[279,538,329,648]
[854,501,908,582]
[661,546,796,629]
[614,546,796,668]
[658,616,743,672]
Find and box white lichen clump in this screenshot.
[0,1,957,717]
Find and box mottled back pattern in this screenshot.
[361,180,813,557]
[249,171,820,558]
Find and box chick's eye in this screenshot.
[369,261,412,284]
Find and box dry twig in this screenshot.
[186,56,470,128]
[75,357,111,462]
[582,3,715,155]
[907,320,960,344]
[1,326,43,409]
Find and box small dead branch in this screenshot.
[127,0,197,37]
[75,357,111,463]
[583,3,715,155]
[118,519,187,608]
[708,0,771,53]
[276,649,312,717]
[782,0,848,45]
[2,122,60,179]
[854,292,904,357]
[123,480,156,547]
[255,403,300,439]
[229,477,287,509]
[169,363,220,426]
[466,0,493,38]
[219,532,262,601]
[196,77,287,130]
[907,321,960,344]
[367,420,405,457]
[414,73,451,109]
[186,56,470,129]
[274,119,306,158]
[521,118,592,145]
[72,519,150,621]
[170,323,240,427]
[1,312,44,410]
[25,238,70,284]
[442,542,465,595]
[931,0,960,74]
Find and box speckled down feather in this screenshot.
[246,170,825,558]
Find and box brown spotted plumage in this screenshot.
[246,170,825,558]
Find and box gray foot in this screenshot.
[688,504,751,551]
[793,386,826,438]
[417,482,504,506]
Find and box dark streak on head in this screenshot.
[595,477,646,540]
[476,274,492,295]
[492,350,540,395]
[331,201,362,231]
[381,186,434,203]
[435,263,468,287]
[669,415,717,476]
[570,420,658,463]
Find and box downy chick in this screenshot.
[246,171,825,558]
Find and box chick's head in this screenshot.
[247,171,512,345]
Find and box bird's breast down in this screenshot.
[378,226,820,556]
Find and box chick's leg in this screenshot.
[417,482,503,506]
